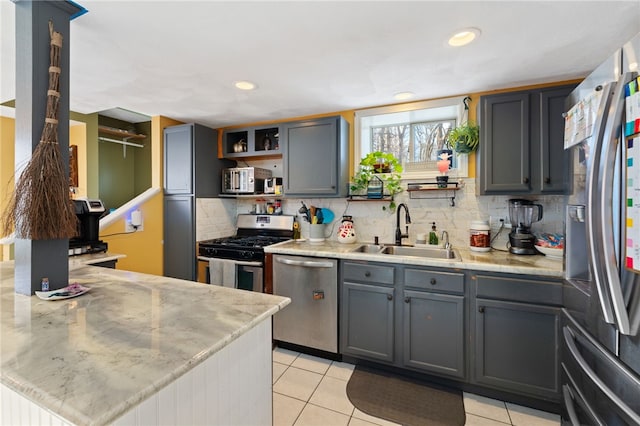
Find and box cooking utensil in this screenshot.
[320,208,335,224]
[299,201,311,222]
[316,208,324,224]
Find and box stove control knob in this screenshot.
[240,251,252,260]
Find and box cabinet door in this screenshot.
[164,125,193,194]
[341,281,395,362]
[478,92,531,194]
[403,290,465,379]
[474,298,560,400]
[163,195,195,280]
[283,117,347,197]
[537,86,573,193]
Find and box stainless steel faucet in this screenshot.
[441,230,450,249]
[395,203,412,246]
[441,230,452,257]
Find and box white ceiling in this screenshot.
[2,1,640,128]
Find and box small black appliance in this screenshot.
[69,198,108,255]
[508,199,543,255]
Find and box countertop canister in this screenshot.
[470,220,491,252]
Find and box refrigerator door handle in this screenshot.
[586,81,617,325]
[563,326,640,425]
[599,73,635,334]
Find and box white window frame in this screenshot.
[354,96,469,179]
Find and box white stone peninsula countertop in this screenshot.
[265,240,564,278]
[0,261,290,425]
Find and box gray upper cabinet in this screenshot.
[164,123,227,197]
[283,116,349,197]
[472,273,562,402]
[477,84,575,195]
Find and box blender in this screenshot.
[508,199,543,255]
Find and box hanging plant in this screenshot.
[448,121,480,154]
[448,96,480,154]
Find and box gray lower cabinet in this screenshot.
[341,262,395,362]
[340,261,466,380]
[163,195,195,280]
[472,273,562,401]
[283,116,349,197]
[403,290,465,378]
[341,281,395,362]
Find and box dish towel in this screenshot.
[208,258,237,288]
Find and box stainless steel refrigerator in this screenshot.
[562,32,640,425]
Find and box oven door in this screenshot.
[198,257,263,292]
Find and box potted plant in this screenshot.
[448,121,480,154]
[350,151,403,211]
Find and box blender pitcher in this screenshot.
[508,199,543,254]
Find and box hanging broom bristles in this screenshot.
[1,21,77,240]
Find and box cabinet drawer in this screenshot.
[343,262,394,285]
[404,268,464,294]
[475,274,562,306]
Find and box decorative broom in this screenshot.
[1,21,77,240]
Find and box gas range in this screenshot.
[198,214,294,262]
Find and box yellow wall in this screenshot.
[70,122,87,198]
[99,115,183,275]
[0,116,15,261]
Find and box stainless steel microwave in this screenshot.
[222,167,272,194]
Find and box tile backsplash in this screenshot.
[228,178,567,250]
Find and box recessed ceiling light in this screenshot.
[448,28,481,47]
[394,92,415,101]
[234,80,257,90]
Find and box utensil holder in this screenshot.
[309,224,325,243]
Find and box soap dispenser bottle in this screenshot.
[429,222,439,245]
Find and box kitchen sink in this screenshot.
[351,244,385,254]
[380,245,458,260]
[350,244,458,260]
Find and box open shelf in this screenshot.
[406,181,461,206]
[98,125,146,140]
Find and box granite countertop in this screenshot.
[68,252,126,268]
[0,261,290,425]
[265,240,564,278]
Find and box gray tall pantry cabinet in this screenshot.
[163,123,229,281]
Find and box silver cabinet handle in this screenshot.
[563,326,640,424]
[275,257,334,268]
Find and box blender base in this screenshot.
[509,233,538,255]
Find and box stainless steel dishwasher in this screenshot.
[272,254,338,353]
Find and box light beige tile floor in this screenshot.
[272,347,561,426]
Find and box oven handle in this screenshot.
[198,256,262,267]
[275,257,334,268]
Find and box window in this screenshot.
[355,96,468,178]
